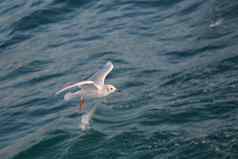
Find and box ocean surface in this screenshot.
[1,0,238,158]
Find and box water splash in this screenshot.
[209,18,223,28]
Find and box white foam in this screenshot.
[209,19,223,28]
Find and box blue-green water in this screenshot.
[1,0,238,158]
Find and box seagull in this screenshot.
[56,61,117,111]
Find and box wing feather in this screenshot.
[89,61,113,86]
[56,80,99,95]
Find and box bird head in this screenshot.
[105,84,117,94]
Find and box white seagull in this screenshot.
[56,61,117,111]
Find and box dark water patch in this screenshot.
[112,66,136,79]
[10,97,48,110]
[27,104,58,119]
[0,120,29,139]
[0,32,31,51]
[13,7,71,32]
[95,108,140,125]
[0,59,52,82]
[120,0,185,9]
[66,111,82,118]
[80,35,103,42]
[12,130,71,159]
[51,0,95,9]
[140,107,205,126]
[133,68,161,79]
[65,131,106,159]
[179,0,204,16]
[0,1,25,15]
[84,51,116,62]
[30,0,44,8]
[202,100,238,119]
[93,129,181,159]
[158,32,192,42]
[110,93,153,112]
[165,44,227,60]
[219,55,238,69]
[170,126,238,159]
[111,58,129,65]
[120,81,145,90]
[218,0,238,19]
[159,70,188,87]
[198,30,232,41]
[95,130,145,158]
[12,72,64,89]
[160,55,238,88]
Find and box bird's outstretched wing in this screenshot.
[56,80,100,95]
[89,61,114,86]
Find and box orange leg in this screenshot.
[80,97,85,111]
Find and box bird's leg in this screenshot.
[80,96,86,111]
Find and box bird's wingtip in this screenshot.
[106,61,113,65]
[106,61,113,68]
[55,91,61,95]
[55,88,65,95]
